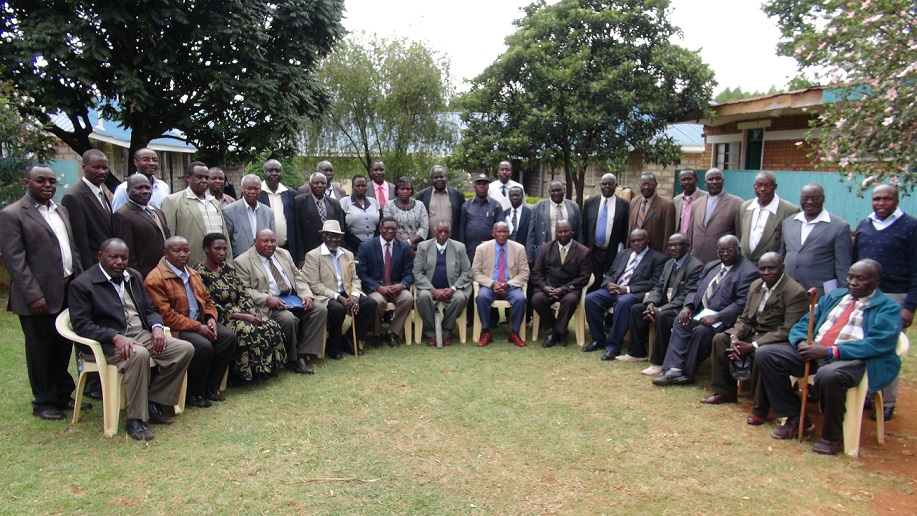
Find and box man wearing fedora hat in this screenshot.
[303,220,377,359]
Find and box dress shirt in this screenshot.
[246,202,261,240]
[428,189,452,237]
[679,190,700,233]
[755,273,785,314]
[319,243,346,294]
[166,261,200,321]
[549,202,568,239]
[81,177,109,211]
[488,179,523,210]
[492,242,510,282]
[793,209,833,244]
[435,242,448,253]
[186,188,223,236]
[261,181,290,246]
[703,194,720,226]
[35,200,74,277]
[746,195,781,252]
[258,253,292,297]
[869,207,904,231]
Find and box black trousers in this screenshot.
[326,296,376,354]
[20,313,76,410]
[628,303,678,364]
[179,322,236,397]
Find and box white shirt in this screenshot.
[549,202,568,239]
[869,207,904,231]
[81,177,109,211]
[746,195,781,252]
[261,181,290,246]
[488,179,524,210]
[245,202,261,240]
[793,209,833,244]
[35,200,74,277]
[258,253,292,297]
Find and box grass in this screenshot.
[0,303,912,514]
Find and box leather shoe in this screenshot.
[236,371,254,382]
[508,332,526,347]
[700,393,737,405]
[372,334,383,348]
[812,438,844,455]
[871,406,894,422]
[557,333,569,347]
[746,413,767,426]
[542,334,555,348]
[147,402,174,425]
[652,369,691,386]
[32,407,65,420]
[582,341,602,353]
[58,398,92,411]
[477,332,493,347]
[329,351,343,360]
[426,337,436,347]
[126,419,154,441]
[771,417,815,439]
[186,395,213,408]
[207,389,225,402]
[289,358,315,374]
[443,337,453,346]
[86,389,104,401]
[357,348,365,356]
[600,351,617,361]
[386,332,399,348]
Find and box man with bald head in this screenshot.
[687,168,743,264]
[223,174,275,256]
[415,165,465,238]
[112,174,170,278]
[258,158,297,257]
[756,259,901,455]
[294,171,346,262]
[736,171,799,263]
[111,148,171,211]
[527,180,582,261]
[582,173,629,289]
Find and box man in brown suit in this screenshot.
[687,168,744,264]
[112,174,170,278]
[530,220,592,347]
[0,164,83,420]
[628,172,676,254]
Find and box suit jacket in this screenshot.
[144,257,218,334]
[628,194,676,254]
[582,194,629,254]
[602,247,666,295]
[112,201,170,278]
[61,180,113,270]
[673,189,707,232]
[293,193,345,262]
[644,254,704,313]
[355,237,415,293]
[258,187,297,255]
[303,245,363,304]
[526,199,583,261]
[471,239,529,289]
[780,212,852,294]
[233,246,313,318]
[727,274,809,347]
[684,255,759,328]
[365,180,396,204]
[161,189,232,267]
[0,194,83,315]
[531,240,592,292]
[413,238,472,296]
[415,187,465,235]
[687,191,743,264]
[736,197,800,262]
[222,199,275,257]
[298,183,347,201]
[504,204,532,246]
[68,265,163,355]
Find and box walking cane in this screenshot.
[345,260,360,357]
[798,288,819,441]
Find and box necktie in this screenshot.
[377,184,387,206]
[555,203,563,223]
[595,198,608,246]
[636,199,648,228]
[666,263,678,301]
[99,191,111,213]
[819,299,858,347]
[560,246,567,264]
[509,208,518,238]
[501,185,507,197]
[317,199,327,223]
[383,242,393,286]
[181,271,200,321]
[269,259,291,296]
[701,267,726,309]
[144,206,167,238]
[618,253,637,285]
[680,195,692,234]
[497,247,506,283]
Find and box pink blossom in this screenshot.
[836,118,846,128]
[883,116,895,126]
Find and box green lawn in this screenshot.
[0,306,911,514]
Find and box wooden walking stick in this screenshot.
[345,260,360,357]
[798,287,819,441]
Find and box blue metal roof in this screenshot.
[49,107,196,151]
[662,123,704,147]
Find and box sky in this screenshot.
[341,0,800,94]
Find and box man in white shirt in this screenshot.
[736,171,799,263]
[223,174,275,256]
[258,159,297,257]
[111,148,171,211]
[488,160,524,211]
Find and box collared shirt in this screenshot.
[462,196,503,252]
[213,194,233,209]
[814,291,875,344]
[245,201,261,240]
[258,252,292,297]
[261,181,289,246]
[793,209,833,244]
[746,194,782,251]
[372,181,392,205]
[488,179,523,210]
[340,195,381,244]
[34,199,74,277]
[435,241,448,254]
[165,260,200,321]
[111,176,170,211]
[492,242,510,281]
[428,189,452,237]
[81,177,109,211]
[558,240,572,254]
[625,246,649,271]
[185,188,223,236]
[869,207,904,231]
[549,201,568,239]
[319,243,346,294]
[99,264,127,296]
[756,273,786,314]
[704,193,721,226]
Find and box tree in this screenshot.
[0,0,344,170]
[302,34,458,186]
[0,80,55,206]
[714,86,781,104]
[763,0,917,192]
[453,0,714,205]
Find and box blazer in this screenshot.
[415,186,465,234]
[413,238,472,296]
[60,180,113,270]
[687,191,743,264]
[628,194,676,254]
[582,194,629,253]
[0,194,83,315]
[644,254,704,313]
[161,189,232,267]
[355,237,415,293]
[504,204,532,246]
[303,245,364,304]
[526,199,583,261]
[684,255,759,328]
[365,180,396,204]
[298,183,347,201]
[736,197,800,262]
[258,187,298,255]
[673,189,707,231]
[727,274,809,347]
[144,257,218,334]
[68,265,163,355]
[780,212,853,294]
[602,247,666,295]
[471,239,530,289]
[293,193,345,262]
[233,246,314,318]
[112,201,170,278]
[222,199,275,257]
[531,240,592,292]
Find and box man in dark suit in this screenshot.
[68,238,194,440]
[258,159,297,259]
[297,161,347,200]
[687,168,743,264]
[628,172,676,254]
[223,174,275,256]
[112,174,170,278]
[527,181,583,260]
[583,229,665,360]
[0,164,83,420]
[356,217,415,347]
[365,160,396,207]
[61,149,113,270]
[780,183,852,295]
[653,235,759,385]
[624,233,703,368]
[582,173,629,289]
[531,220,592,347]
[415,165,465,239]
[294,172,345,263]
[702,253,809,410]
[505,186,532,247]
[736,170,800,263]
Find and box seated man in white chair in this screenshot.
[68,238,194,441]
[413,221,472,346]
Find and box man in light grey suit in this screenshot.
[526,180,582,260]
[687,168,743,264]
[780,183,852,295]
[736,171,800,263]
[413,221,473,346]
[223,174,275,256]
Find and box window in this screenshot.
[744,128,764,170]
[714,142,740,170]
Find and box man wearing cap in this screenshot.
[459,174,504,263]
[303,221,377,359]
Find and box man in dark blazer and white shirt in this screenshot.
[415,166,465,239]
[531,220,592,347]
[505,186,532,247]
[654,235,759,385]
[0,164,83,420]
[259,159,297,258]
[780,183,852,295]
[527,180,582,261]
[582,173,629,289]
[223,174,275,256]
[112,174,170,278]
[583,229,665,360]
[356,217,415,347]
[735,171,800,263]
[687,168,743,264]
[294,172,345,263]
[628,172,676,254]
[61,149,114,271]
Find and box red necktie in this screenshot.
[377,183,387,206]
[497,247,506,283]
[383,242,392,286]
[819,299,857,347]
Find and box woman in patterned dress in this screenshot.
[382,176,428,249]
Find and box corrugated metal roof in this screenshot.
[49,108,196,151]
[662,123,704,147]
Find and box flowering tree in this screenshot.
[764,0,917,193]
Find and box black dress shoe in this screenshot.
[207,389,226,402]
[542,334,555,348]
[126,419,154,441]
[582,341,602,353]
[86,390,104,401]
[329,351,343,360]
[557,334,569,347]
[147,402,174,425]
[357,348,365,356]
[871,406,895,421]
[600,351,617,361]
[236,371,254,382]
[58,398,92,411]
[372,334,383,348]
[186,395,213,408]
[386,332,399,348]
[32,407,65,420]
